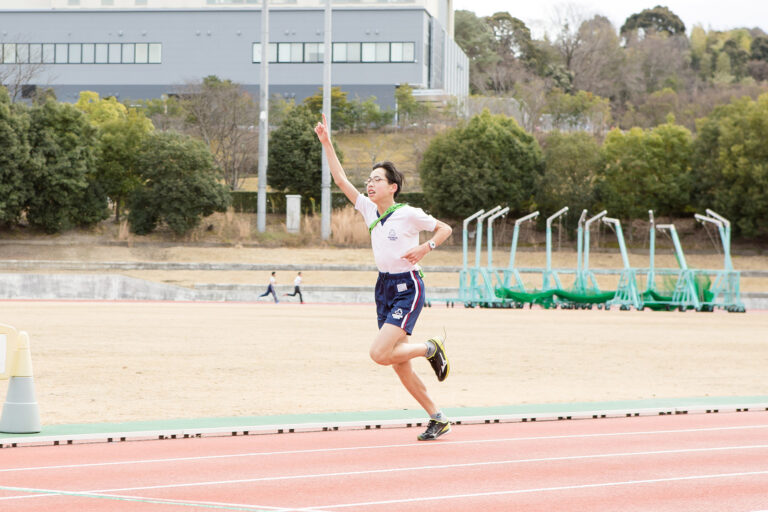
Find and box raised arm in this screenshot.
[314,114,359,204]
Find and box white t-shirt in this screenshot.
[294,275,302,286]
[355,194,437,273]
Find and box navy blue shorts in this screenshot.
[375,270,425,335]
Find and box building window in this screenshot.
[390,42,414,62]
[148,43,162,63]
[16,44,29,63]
[2,43,16,64]
[304,43,323,63]
[42,44,54,63]
[95,43,108,63]
[277,42,302,63]
[135,43,148,63]
[108,43,121,63]
[122,43,135,63]
[55,43,68,63]
[68,43,82,64]
[361,42,391,62]
[82,43,95,63]
[332,42,360,62]
[252,41,414,64]
[0,43,162,65]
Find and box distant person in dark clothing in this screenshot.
[258,271,279,303]
[284,271,304,303]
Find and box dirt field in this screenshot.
[1,301,766,426]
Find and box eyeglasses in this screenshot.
[365,176,388,185]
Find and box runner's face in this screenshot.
[366,169,396,200]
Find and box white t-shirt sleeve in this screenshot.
[354,193,378,225]
[405,206,438,232]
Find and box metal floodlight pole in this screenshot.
[475,206,501,269]
[583,210,607,273]
[462,209,485,271]
[508,211,539,269]
[487,207,509,268]
[320,0,332,240]
[256,0,269,233]
[545,207,568,274]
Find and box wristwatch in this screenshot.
[427,240,436,250]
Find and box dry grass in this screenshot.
[331,205,370,246]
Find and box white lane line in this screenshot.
[305,469,768,509]
[3,423,768,474]
[2,443,768,501]
[0,485,324,512]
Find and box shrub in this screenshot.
[419,110,543,219]
[128,132,230,235]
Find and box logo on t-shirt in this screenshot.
[387,229,398,241]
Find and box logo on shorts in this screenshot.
[387,229,398,241]
[392,308,404,320]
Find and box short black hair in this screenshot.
[372,161,404,199]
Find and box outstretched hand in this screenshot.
[314,113,331,144]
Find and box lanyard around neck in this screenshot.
[368,203,405,234]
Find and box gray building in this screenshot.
[0,0,468,108]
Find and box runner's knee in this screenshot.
[369,346,391,366]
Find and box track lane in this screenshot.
[2,412,768,512]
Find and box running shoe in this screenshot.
[417,419,451,441]
[426,334,449,382]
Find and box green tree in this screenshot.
[302,86,355,130]
[535,131,600,234]
[97,110,155,221]
[76,91,155,222]
[0,87,31,226]
[692,94,768,238]
[394,83,430,127]
[26,99,108,233]
[454,10,498,94]
[751,35,768,61]
[267,104,343,202]
[546,89,612,133]
[128,132,230,235]
[620,5,686,39]
[75,91,127,125]
[598,118,693,230]
[419,110,543,219]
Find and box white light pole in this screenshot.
[320,0,332,240]
[256,0,269,233]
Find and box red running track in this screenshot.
[1,411,768,512]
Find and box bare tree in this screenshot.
[570,15,626,99]
[177,76,260,190]
[551,3,591,71]
[513,76,551,133]
[0,47,49,102]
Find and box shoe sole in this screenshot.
[417,423,451,441]
[429,336,450,382]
